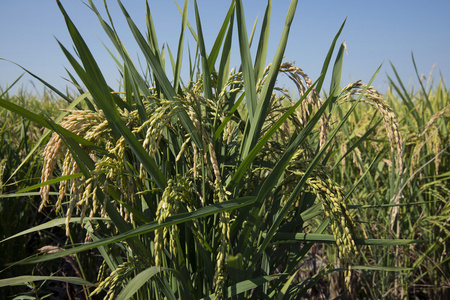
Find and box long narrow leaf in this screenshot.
[269,232,420,246]
[207,1,236,74]
[116,267,169,300]
[116,0,203,148]
[201,275,283,300]
[235,0,257,118]
[193,0,213,100]
[173,0,188,93]
[253,1,272,80]
[18,196,256,265]
[1,217,109,244]
[0,276,95,288]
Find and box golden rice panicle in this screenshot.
[416,104,450,174]
[40,133,65,211]
[39,109,103,211]
[339,82,404,177]
[39,106,131,223]
[65,176,82,236]
[55,152,71,212]
[304,173,357,292]
[213,179,231,300]
[92,260,139,300]
[278,62,328,147]
[154,176,193,267]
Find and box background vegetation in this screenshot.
[1,0,448,299]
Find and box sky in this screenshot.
[1,0,449,96]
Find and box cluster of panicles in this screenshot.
[154,175,193,268]
[283,163,358,293]
[39,62,323,236]
[39,98,182,235]
[40,109,110,235]
[38,62,366,297]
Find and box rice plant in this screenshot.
[2,0,445,299]
[321,59,450,298]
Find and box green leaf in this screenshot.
[352,265,414,272]
[193,0,213,100]
[116,267,169,300]
[411,52,433,114]
[269,232,420,246]
[240,0,298,159]
[235,0,257,118]
[253,1,272,80]
[16,173,83,194]
[216,11,235,93]
[328,42,346,111]
[200,275,283,300]
[0,59,73,104]
[277,269,299,300]
[173,0,188,93]
[1,217,109,244]
[315,18,346,93]
[0,275,95,288]
[207,1,236,75]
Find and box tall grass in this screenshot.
[1,0,447,299]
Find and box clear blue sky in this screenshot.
[1,0,449,96]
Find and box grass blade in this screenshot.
[193,0,213,100]
[235,0,257,118]
[253,0,272,80]
[173,0,188,93]
[0,95,104,153]
[1,217,109,244]
[207,1,236,74]
[0,276,95,288]
[201,275,283,300]
[116,266,169,300]
[315,18,346,93]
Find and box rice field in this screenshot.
[0,0,449,299]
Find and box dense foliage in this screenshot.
[1,0,448,299]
